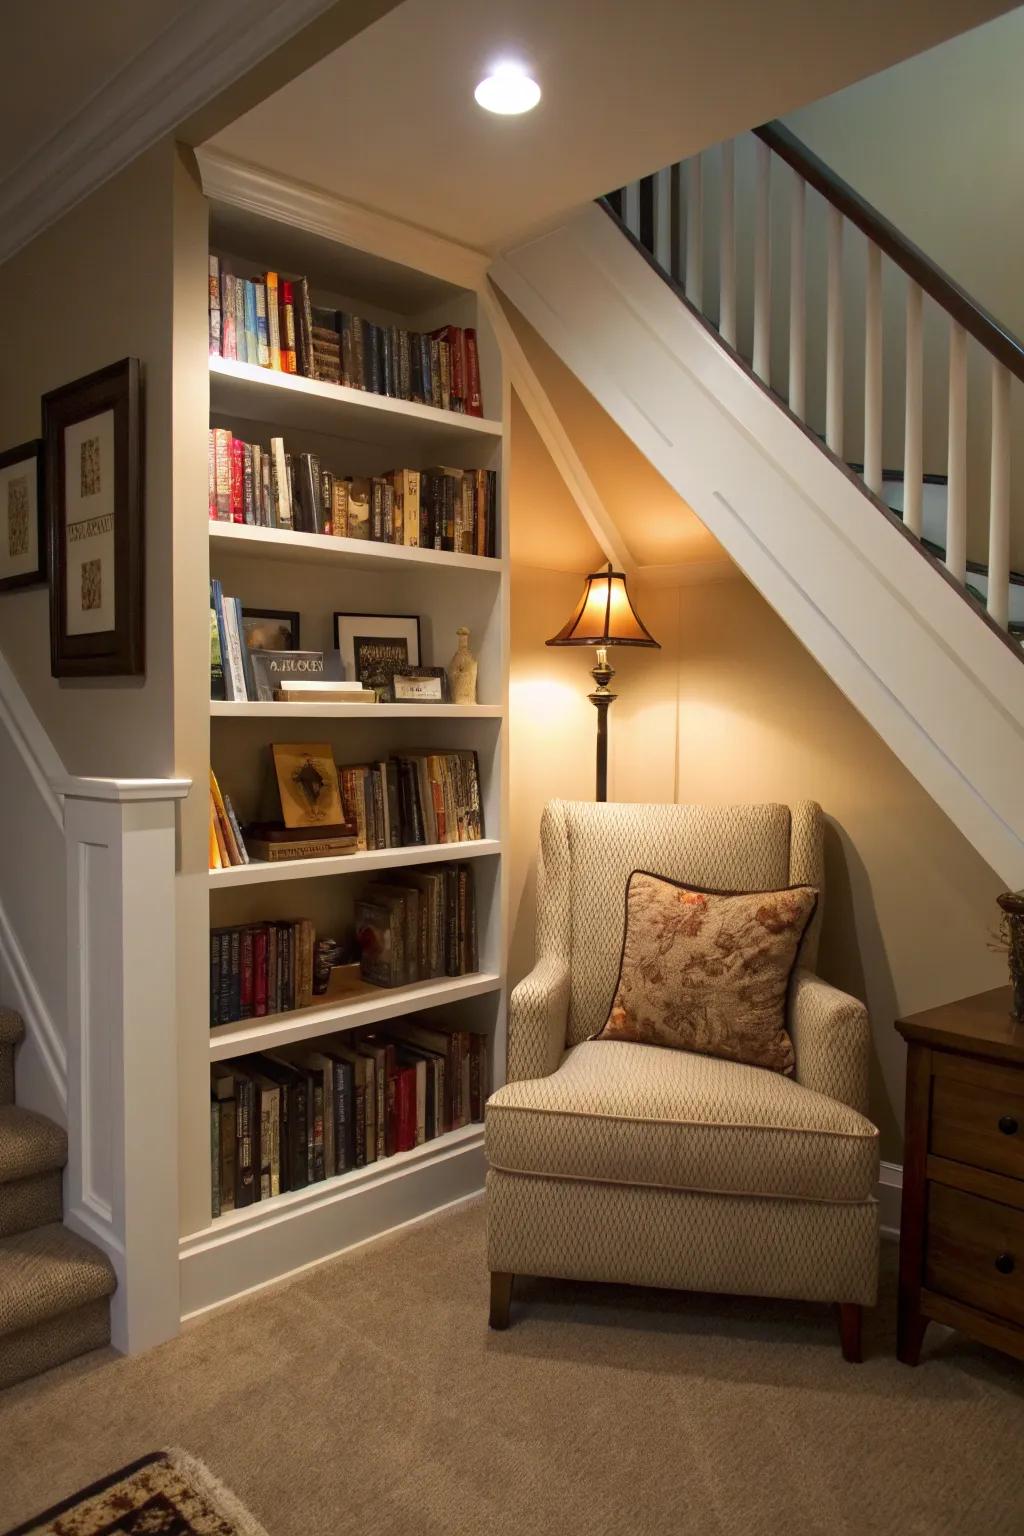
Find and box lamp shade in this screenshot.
[545,563,660,648]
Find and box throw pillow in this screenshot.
[595,871,818,1073]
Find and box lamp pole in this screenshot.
[588,644,616,801]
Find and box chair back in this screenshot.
[534,799,824,1046]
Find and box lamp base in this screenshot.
[589,647,617,802]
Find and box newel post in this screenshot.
[61,776,191,1354]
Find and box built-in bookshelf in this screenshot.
[179,154,507,1317]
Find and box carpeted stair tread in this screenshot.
[0,1105,67,1184]
[0,1008,24,1047]
[0,1297,111,1391]
[0,1170,62,1239]
[0,1223,115,1337]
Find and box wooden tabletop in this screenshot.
[896,985,1024,1065]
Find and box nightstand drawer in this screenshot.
[926,1183,1024,1328]
[931,1070,1024,1180]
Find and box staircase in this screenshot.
[0,1007,115,1389]
[491,124,1024,887]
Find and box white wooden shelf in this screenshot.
[190,1123,484,1237]
[209,837,501,887]
[209,971,502,1060]
[209,519,503,574]
[210,355,502,453]
[210,700,503,719]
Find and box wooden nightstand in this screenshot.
[896,986,1024,1365]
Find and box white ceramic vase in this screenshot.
[447,626,478,704]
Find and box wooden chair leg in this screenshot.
[838,1303,863,1363]
[489,1271,514,1330]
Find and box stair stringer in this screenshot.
[491,202,1024,887]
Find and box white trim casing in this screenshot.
[196,148,490,292]
[492,204,1024,888]
[63,779,190,1354]
[877,1161,902,1240]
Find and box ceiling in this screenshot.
[208,0,1015,253]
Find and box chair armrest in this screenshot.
[506,955,571,1083]
[788,968,871,1117]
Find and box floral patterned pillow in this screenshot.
[595,871,818,1074]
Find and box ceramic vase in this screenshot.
[447,626,478,705]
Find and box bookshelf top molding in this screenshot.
[197,148,490,294]
[209,518,504,575]
[210,356,502,455]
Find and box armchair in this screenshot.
[485,799,879,1360]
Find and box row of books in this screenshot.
[210,861,478,1023]
[210,1021,487,1213]
[342,750,484,851]
[209,769,249,870]
[209,257,484,416]
[356,863,478,987]
[207,430,498,556]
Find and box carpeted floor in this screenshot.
[1,1197,1022,1536]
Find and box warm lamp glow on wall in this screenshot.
[546,562,660,801]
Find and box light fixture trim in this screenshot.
[474,61,541,116]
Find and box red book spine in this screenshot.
[464,328,482,416]
[253,928,268,1017]
[239,929,254,1019]
[279,281,297,373]
[230,439,244,523]
[395,1068,415,1152]
[451,326,465,408]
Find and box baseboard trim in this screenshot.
[179,1130,486,1320]
[878,1161,902,1239]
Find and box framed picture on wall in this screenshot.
[43,357,143,677]
[0,439,45,592]
[334,611,420,701]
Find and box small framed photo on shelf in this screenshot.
[393,666,449,703]
[43,357,143,676]
[0,439,45,593]
[334,611,420,702]
[242,607,300,652]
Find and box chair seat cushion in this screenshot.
[486,1040,879,1202]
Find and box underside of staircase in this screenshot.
[490,129,1024,887]
[0,1008,115,1390]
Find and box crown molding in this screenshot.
[195,147,490,292]
[0,0,341,266]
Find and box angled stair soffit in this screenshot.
[0,0,356,265]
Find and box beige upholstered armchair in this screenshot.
[485,799,879,1360]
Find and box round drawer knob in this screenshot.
[995,1252,1016,1276]
[998,1115,1019,1136]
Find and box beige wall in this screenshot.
[0,139,186,778]
[509,419,1008,1162]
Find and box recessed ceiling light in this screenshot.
[474,62,541,116]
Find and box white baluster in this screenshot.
[988,359,1011,628]
[753,139,771,382]
[826,206,844,456]
[903,280,924,538]
[623,181,641,238]
[864,240,883,494]
[685,155,703,310]
[946,319,968,583]
[653,166,672,273]
[719,140,736,347]
[788,170,806,418]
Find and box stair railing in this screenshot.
[611,123,1023,637]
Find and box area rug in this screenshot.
[3,1448,269,1536]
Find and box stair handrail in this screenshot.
[754,120,1024,383]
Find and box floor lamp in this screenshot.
[545,562,660,801]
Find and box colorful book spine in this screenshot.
[265,272,281,370]
[254,280,270,367]
[279,281,297,373]
[208,256,221,357]
[220,272,236,360]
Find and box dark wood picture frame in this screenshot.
[241,607,301,652]
[0,438,46,592]
[43,357,143,677]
